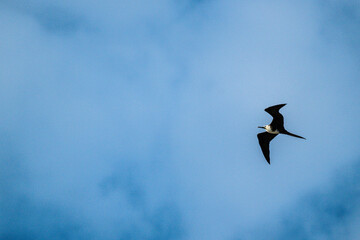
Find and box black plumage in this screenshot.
[257,132,277,164]
[257,104,305,164]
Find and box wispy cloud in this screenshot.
[0,0,360,239]
[236,161,360,240]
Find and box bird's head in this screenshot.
[258,126,265,129]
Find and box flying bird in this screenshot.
[257,104,305,164]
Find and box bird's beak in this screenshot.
[258,126,265,129]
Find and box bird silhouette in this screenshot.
[257,104,305,164]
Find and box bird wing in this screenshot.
[264,104,286,117]
[257,132,277,164]
[265,104,286,129]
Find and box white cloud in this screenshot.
[0,0,360,239]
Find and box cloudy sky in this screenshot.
[1,0,360,239]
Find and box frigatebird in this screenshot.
[257,104,305,164]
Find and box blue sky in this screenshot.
[1,0,360,239]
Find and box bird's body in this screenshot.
[257,104,305,164]
[264,125,279,134]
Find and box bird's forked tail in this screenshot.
[282,131,306,140]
